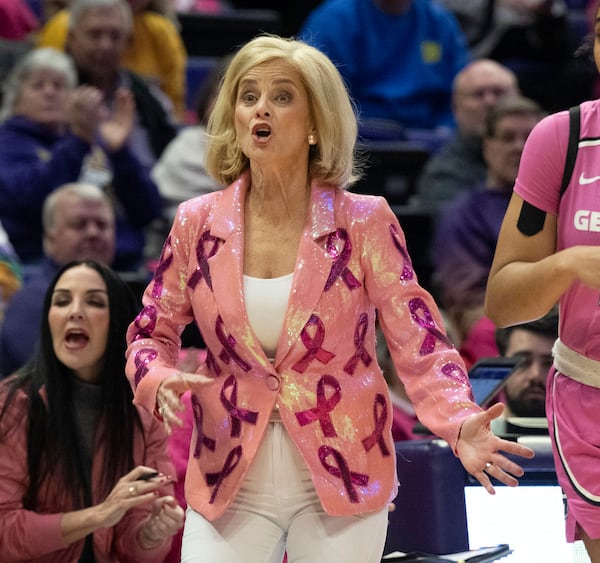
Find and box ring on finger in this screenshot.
[128,483,138,496]
[484,462,493,472]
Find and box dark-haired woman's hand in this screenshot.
[95,466,173,529]
[138,495,185,549]
[60,466,174,545]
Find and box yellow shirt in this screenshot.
[38,9,187,120]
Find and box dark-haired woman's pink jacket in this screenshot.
[0,385,176,562]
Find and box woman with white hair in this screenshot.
[0,46,163,271]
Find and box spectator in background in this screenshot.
[38,0,188,121]
[494,308,558,423]
[439,0,569,62]
[0,183,115,378]
[414,59,520,213]
[0,260,184,561]
[0,46,96,262]
[431,95,545,367]
[299,0,471,141]
[0,46,163,271]
[64,0,177,166]
[437,0,593,112]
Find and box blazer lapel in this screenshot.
[207,175,338,371]
[273,183,337,368]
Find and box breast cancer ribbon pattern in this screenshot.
[130,225,469,506]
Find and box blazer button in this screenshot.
[266,374,280,391]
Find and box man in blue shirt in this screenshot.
[299,0,471,139]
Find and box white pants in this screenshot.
[181,421,389,563]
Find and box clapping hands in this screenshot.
[68,85,134,152]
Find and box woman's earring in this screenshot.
[308,133,317,145]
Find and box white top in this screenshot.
[243,272,293,360]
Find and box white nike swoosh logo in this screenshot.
[579,173,600,185]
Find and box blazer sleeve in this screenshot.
[125,199,200,414]
[359,196,481,450]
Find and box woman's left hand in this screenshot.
[138,496,185,549]
[456,402,535,494]
[156,372,213,434]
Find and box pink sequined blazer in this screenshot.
[125,171,481,521]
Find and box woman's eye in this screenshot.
[52,298,70,307]
[275,92,291,103]
[88,299,108,308]
[240,92,257,103]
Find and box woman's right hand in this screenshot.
[156,372,213,434]
[61,466,174,545]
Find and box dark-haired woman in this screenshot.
[0,260,184,561]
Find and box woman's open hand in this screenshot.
[456,402,535,494]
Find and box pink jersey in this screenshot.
[515,99,600,360]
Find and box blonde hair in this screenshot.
[205,35,360,188]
